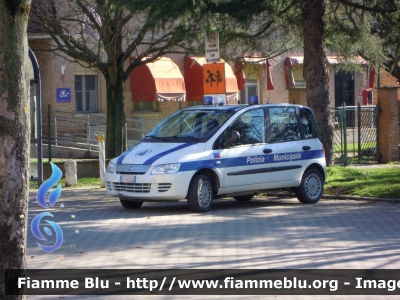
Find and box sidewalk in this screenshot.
[26,162,400,299]
[26,188,400,300]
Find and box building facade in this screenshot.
[28,37,399,125]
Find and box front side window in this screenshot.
[217,108,265,148]
[75,75,98,112]
[269,107,300,142]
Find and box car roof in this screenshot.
[183,103,308,112]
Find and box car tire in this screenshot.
[120,198,143,209]
[187,174,213,212]
[295,168,324,204]
[233,194,254,202]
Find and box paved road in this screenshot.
[26,189,400,299]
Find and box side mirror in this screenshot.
[223,130,240,148]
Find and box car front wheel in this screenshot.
[295,168,324,204]
[119,198,143,209]
[187,174,213,212]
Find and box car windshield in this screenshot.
[146,108,235,141]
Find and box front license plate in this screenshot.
[120,175,136,183]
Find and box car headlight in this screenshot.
[151,163,180,174]
[106,162,116,173]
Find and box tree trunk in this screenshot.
[0,0,31,298]
[302,0,334,166]
[105,73,126,159]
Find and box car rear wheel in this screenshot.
[295,168,323,204]
[187,174,213,212]
[119,198,143,209]
[233,194,254,202]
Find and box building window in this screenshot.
[239,79,259,104]
[292,65,306,88]
[134,101,156,111]
[75,75,98,112]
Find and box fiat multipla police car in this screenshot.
[105,97,326,212]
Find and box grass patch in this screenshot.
[30,177,101,190]
[325,166,400,198]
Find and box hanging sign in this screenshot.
[56,88,71,102]
[203,63,226,94]
[205,31,220,63]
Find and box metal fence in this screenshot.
[45,104,381,163]
[43,108,161,160]
[331,103,380,165]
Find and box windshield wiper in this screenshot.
[145,135,168,140]
[163,135,200,141]
[146,135,200,141]
[179,135,200,141]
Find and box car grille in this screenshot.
[116,164,150,175]
[112,182,151,193]
[158,183,172,192]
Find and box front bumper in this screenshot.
[105,171,194,201]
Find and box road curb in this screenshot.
[321,194,400,202]
[266,192,400,202]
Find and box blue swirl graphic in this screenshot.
[36,162,62,208]
[31,212,64,252]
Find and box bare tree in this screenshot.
[30,0,205,158]
[202,0,399,165]
[0,0,32,298]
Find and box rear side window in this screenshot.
[300,108,318,138]
[269,107,300,142]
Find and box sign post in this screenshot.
[204,31,226,104]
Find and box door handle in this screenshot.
[263,148,272,154]
[302,146,311,151]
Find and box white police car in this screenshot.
[105,98,326,212]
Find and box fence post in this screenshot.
[125,123,127,150]
[116,102,120,155]
[96,133,105,188]
[54,116,58,147]
[47,104,51,162]
[342,102,348,166]
[139,116,143,139]
[357,103,361,162]
[376,100,381,162]
[87,115,91,151]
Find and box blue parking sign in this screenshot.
[56,88,71,102]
